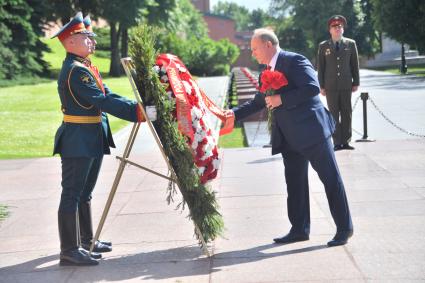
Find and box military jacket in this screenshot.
[53,53,138,158]
[317,37,360,91]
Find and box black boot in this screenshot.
[79,201,112,253]
[80,248,102,259]
[58,211,98,266]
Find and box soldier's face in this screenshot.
[69,34,94,57]
[250,36,275,65]
[88,37,97,54]
[330,24,344,39]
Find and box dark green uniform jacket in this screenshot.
[53,53,138,158]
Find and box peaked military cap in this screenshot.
[328,15,347,27]
[51,12,95,42]
[83,15,96,36]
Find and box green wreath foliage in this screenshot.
[129,24,224,243]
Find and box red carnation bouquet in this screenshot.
[260,69,289,134]
[260,69,288,95]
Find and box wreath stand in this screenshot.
[89,58,211,257]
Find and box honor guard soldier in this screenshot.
[317,15,360,151]
[52,12,146,266]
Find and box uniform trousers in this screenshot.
[59,156,103,213]
[281,137,353,235]
[325,90,352,145]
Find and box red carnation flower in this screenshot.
[260,70,288,94]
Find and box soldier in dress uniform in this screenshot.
[317,15,360,151]
[52,12,146,266]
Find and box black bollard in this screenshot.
[356,92,375,142]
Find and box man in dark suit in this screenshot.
[317,15,360,151]
[52,12,147,266]
[224,28,353,247]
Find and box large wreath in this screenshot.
[154,54,220,184]
[129,25,224,243]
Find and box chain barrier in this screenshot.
[351,94,363,136]
[352,94,361,111]
[367,96,425,138]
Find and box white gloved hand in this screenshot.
[146,105,157,121]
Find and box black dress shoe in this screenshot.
[80,248,102,259]
[59,248,99,266]
[81,240,112,253]
[273,233,309,244]
[334,144,343,151]
[327,230,353,247]
[100,240,112,247]
[341,143,355,150]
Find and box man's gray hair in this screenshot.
[253,28,279,46]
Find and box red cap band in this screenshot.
[58,22,86,42]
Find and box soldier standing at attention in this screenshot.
[52,12,146,266]
[317,15,360,151]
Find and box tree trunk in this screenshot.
[121,27,128,59]
[109,22,122,77]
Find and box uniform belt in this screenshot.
[63,114,102,124]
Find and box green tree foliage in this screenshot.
[188,38,239,76]
[99,0,145,76]
[372,0,425,53]
[165,0,208,38]
[44,0,176,76]
[156,0,239,76]
[212,1,271,31]
[249,8,270,30]
[43,0,237,76]
[157,35,239,77]
[27,0,51,75]
[45,0,100,24]
[275,17,309,57]
[212,1,250,31]
[270,0,379,59]
[99,0,177,76]
[356,0,380,57]
[0,0,44,79]
[0,18,17,80]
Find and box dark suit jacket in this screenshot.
[233,50,335,155]
[53,53,139,158]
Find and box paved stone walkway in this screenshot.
[0,73,424,282]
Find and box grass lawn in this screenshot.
[218,126,247,148]
[0,205,8,222]
[372,64,425,77]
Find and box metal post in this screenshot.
[356,92,375,142]
[400,43,408,75]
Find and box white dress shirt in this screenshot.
[269,47,282,71]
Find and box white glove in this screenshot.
[146,105,157,121]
